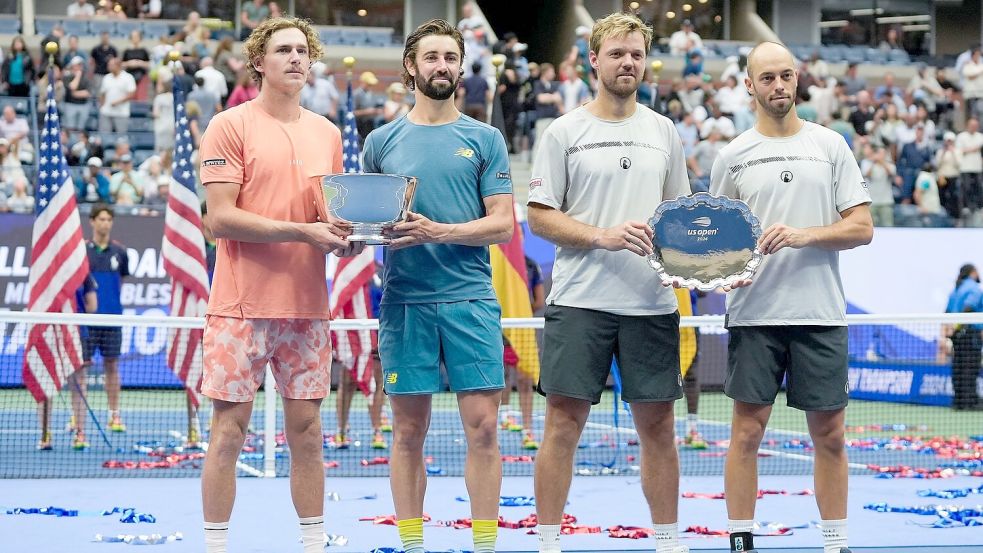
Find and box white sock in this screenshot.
[203,520,228,553]
[686,413,698,434]
[538,523,561,553]
[299,516,325,553]
[821,518,848,553]
[653,522,679,553]
[727,519,754,533]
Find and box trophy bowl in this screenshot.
[647,192,763,291]
[319,173,418,245]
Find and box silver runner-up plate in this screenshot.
[647,192,763,291]
[320,173,418,245]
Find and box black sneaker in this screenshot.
[840,549,853,553]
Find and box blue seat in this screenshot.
[341,28,367,45]
[888,49,910,65]
[366,32,392,47]
[89,19,116,36]
[34,18,57,37]
[133,149,155,167]
[127,117,154,132]
[0,17,20,34]
[142,21,170,40]
[116,20,143,38]
[865,48,887,65]
[62,19,89,37]
[129,132,156,150]
[319,28,342,45]
[130,102,151,118]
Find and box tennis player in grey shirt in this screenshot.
[710,41,872,553]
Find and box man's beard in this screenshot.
[600,71,638,99]
[415,71,458,101]
[754,88,795,118]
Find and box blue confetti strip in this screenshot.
[6,506,155,523]
[864,503,983,528]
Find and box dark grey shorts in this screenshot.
[538,305,683,405]
[725,325,849,411]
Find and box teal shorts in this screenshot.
[379,300,505,394]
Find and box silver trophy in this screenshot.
[647,192,763,291]
[319,173,418,245]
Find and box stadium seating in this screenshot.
[89,19,117,37]
[0,96,30,116]
[0,17,20,34]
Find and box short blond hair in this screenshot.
[589,12,652,57]
[243,17,324,85]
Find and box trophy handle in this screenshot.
[313,176,330,223]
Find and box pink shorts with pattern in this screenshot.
[202,316,333,402]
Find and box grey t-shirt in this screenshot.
[528,105,691,316]
[710,122,871,326]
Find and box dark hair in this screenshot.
[200,201,207,216]
[401,19,465,90]
[472,61,482,74]
[957,263,977,288]
[90,204,114,220]
[195,76,205,87]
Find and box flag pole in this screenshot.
[166,49,202,446]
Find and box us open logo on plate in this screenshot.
[692,217,711,227]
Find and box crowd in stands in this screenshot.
[1,1,982,229]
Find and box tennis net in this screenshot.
[1,311,981,479]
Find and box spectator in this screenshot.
[0,105,30,161]
[226,71,258,109]
[143,0,162,18]
[68,131,104,167]
[935,131,962,219]
[109,153,144,203]
[2,36,35,97]
[352,71,382,139]
[240,0,270,41]
[39,24,65,73]
[0,138,25,186]
[674,110,700,156]
[840,62,867,98]
[669,19,703,56]
[828,111,855,148]
[566,25,591,70]
[145,176,170,208]
[90,31,118,95]
[497,59,521,152]
[268,2,283,19]
[682,49,703,78]
[121,30,151,95]
[913,163,945,220]
[700,102,736,140]
[688,124,725,193]
[299,62,338,121]
[896,125,933,202]
[849,90,875,136]
[874,72,905,103]
[382,82,409,123]
[458,61,491,123]
[558,62,590,115]
[861,144,897,226]
[962,48,983,120]
[957,118,983,213]
[714,75,750,120]
[182,11,205,55]
[78,157,111,204]
[5,176,33,214]
[807,51,829,79]
[213,36,243,100]
[457,2,485,35]
[879,27,904,53]
[908,64,946,114]
[187,77,222,130]
[67,0,95,18]
[532,62,562,146]
[61,35,87,68]
[62,56,92,132]
[152,71,175,152]
[195,57,229,100]
[98,57,137,133]
[186,101,203,148]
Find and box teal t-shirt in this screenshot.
[362,114,512,304]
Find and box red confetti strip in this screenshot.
[682,489,813,499]
[502,455,535,463]
[358,514,431,525]
[102,453,205,470]
[360,457,390,466]
[608,525,655,539]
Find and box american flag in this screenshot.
[161,74,210,407]
[22,71,90,403]
[329,74,376,395]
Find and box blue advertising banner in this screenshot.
[847,360,981,407]
[1,213,181,388]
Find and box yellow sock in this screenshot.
[472,519,498,553]
[396,517,424,553]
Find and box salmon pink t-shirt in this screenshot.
[199,100,343,319]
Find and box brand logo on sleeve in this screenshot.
[496,171,510,180]
[455,148,474,158]
[203,159,227,167]
[529,178,542,189]
[386,373,397,385]
[780,170,794,183]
